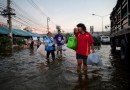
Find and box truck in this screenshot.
[110,0,130,60]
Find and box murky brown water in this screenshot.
[0,45,130,90]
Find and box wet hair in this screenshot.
[77,23,86,32]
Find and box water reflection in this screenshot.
[73,75,89,90]
[109,49,130,89]
[29,48,34,55]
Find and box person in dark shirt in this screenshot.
[54,30,64,56]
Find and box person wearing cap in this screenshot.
[54,30,64,56]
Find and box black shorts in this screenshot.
[76,53,87,60]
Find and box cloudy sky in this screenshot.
[0,0,117,34]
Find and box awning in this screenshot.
[0,26,43,37]
[0,27,9,35]
[13,29,32,37]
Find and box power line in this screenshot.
[11,1,37,21]
[27,0,58,29]
[27,0,48,17]
[34,0,57,26]
[0,0,7,6]
[4,0,59,33]
[0,4,6,8]
[15,16,46,30]
[13,16,45,31]
[12,18,46,32]
[34,0,58,26]
[11,1,47,30]
[14,10,46,29]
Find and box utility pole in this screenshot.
[47,17,50,32]
[0,0,15,50]
[7,0,13,48]
[6,0,15,48]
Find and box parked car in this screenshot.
[101,36,110,44]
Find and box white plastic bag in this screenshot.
[87,53,103,66]
[44,41,49,46]
[37,44,46,57]
[61,40,65,44]
[62,44,67,51]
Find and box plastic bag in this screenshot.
[62,44,67,51]
[37,44,46,57]
[67,37,78,50]
[44,41,49,46]
[87,53,103,66]
[61,40,65,44]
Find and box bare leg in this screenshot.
[83,59,87,72]
[60,50,62,55]
[57,51,59,55]
[77,60,82,73]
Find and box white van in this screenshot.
[101,36,110,44]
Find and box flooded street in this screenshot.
[0,45,130,90]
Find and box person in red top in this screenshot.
[74,23,95,73]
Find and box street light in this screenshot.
[92,14,110,34]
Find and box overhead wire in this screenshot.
[13,18,46,32]
[11,1,47,32]
[0,0,59,33]
[27,0,48,17]
[11,1,46,27]
[27,0,58,28]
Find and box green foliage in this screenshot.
[0,36,12,53]
[15,38,26,46]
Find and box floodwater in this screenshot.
[0,45,130,90]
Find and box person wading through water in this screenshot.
[44,32,55,63]
[54,30,64,57]
[74,23,95,74]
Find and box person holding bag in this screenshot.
[74,23,95,73]
[44,32,55,63]
[54,30,64,56]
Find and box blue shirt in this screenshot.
[44,36,55,51]
[54,34,64,46]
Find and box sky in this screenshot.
[0,0,117,34]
